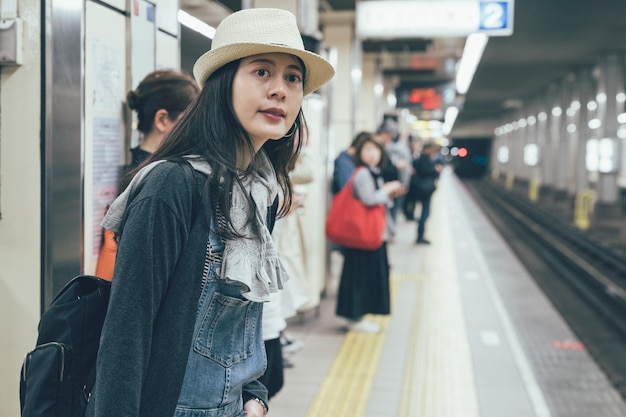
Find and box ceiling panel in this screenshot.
[185,0,626,136]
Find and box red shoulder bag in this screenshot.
[325,168,386,250]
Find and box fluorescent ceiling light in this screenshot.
[442,106,459,135]
[456,33,488,95]
[178,10,216,39]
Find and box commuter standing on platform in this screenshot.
[375,119,401,183]
[336,136,405,333]
[88,8,334,417]
[258,291,287,401]
[375,120,403,239]
[411,141,442,245]
[127,70,200,170]
[331,131,375,194]
[259,137,315,401]
[384,125,413,222]
[95,69,199,280]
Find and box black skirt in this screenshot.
[336,243,391,320]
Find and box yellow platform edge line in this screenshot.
[305,273,421,417]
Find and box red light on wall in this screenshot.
[458,147,468,157]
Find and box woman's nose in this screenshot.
[269,79,287,100]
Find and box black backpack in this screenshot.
[20,275,111,417]
[19,160,199,416]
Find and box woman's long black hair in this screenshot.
[132,59,305,239]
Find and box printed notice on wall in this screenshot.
[89,37,124,259]
[92,38,123,114]
[92,116,122,257]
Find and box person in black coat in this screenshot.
[410,142,442,244]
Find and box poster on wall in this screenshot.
[90,38,124,258]
[92,38,123,114]
[91,116,122,257]
[84,1,126,273]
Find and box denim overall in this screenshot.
[174,212,267,417]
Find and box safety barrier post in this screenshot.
[505,172,515,191]
[528,178,540,202]
[574,189,595,231]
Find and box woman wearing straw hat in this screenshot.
[88,8,334,417]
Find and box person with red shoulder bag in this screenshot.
[334,134,405,333]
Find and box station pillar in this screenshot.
[574,69,593,193]
[535,102,549,197]
[560,75,576,196]
[550,80,568,200]
[595,54,624,206]
[544,85,559,189]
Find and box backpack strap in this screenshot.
[175,158,201,220]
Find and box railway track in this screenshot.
[463,178,626,400]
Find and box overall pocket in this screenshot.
[194,292,258,367]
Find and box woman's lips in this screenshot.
[260,108,285,121]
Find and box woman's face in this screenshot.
[360,141,382,167]
[232,52,304,151]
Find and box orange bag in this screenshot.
[95,228,117,281]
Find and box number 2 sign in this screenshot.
[479,1,513,34]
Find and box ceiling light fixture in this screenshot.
[178,10,216,39]
[455,33,488,95]
[442,106,459,135]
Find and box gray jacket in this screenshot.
[352,167,393,241]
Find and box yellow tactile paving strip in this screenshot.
[304,272,418,417]
[304,274,416,417]
[306,170,481,417]
[305,313,388,416]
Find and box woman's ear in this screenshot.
[153,109,171,134]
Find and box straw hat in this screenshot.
[193,8,335,96]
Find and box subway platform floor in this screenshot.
[266,168,626,417]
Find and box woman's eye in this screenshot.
[256,69,269,77]
[288,74,302,84]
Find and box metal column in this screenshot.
[574,69,593,192]
[595,54,624,203]
[42,0,84,310]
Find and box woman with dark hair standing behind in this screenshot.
[335,135,405,333]
[95,69,199,280]
[89,8,334,417]
[126,69,200,169]
[331,131,373,194]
